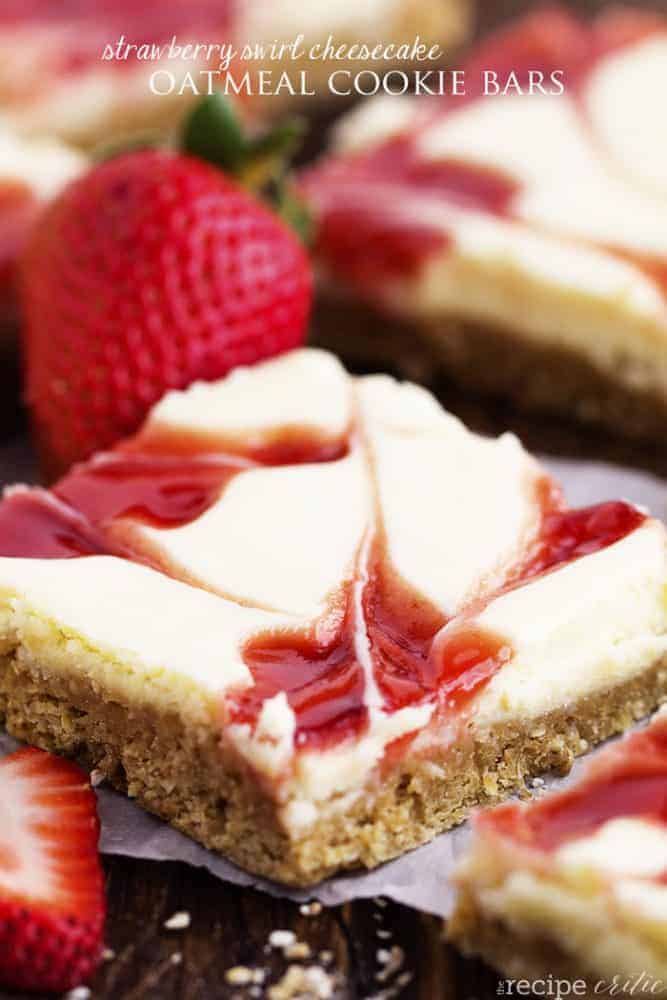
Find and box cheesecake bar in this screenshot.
[302,7,667,442]
[449,709,667,988]
[0,127,85,345]
[0,348,665,885]
[0,1,470,148]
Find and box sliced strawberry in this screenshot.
[0,747,105,992]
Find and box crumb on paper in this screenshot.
[531,777,545,788]
[269,929,297,950]
[299,901,323,917]
[164,910,191,930]
[268,964,334,999]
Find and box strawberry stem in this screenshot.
[181,94,313,244]
[270,178,314,245]
[244,117,306,166]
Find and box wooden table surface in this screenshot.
[2,0,667,996]
[3,858,499,1000]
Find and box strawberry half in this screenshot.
[0,748,105,992]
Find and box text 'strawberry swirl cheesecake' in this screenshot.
[0,128,85,347]
[0,349,665,885]
[301,7,667,443]
[0,0,470,147]
[450,709,667,988]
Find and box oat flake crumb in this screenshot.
[164,910,191,930]
[300,901,323,917]
[226,966,254,985]
[375,946,404,984]
[268,964,334,999]
[269,929,297,950]
[363,968,414,1000]
[285,941,311,960]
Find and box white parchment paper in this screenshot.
[1,438,665,917]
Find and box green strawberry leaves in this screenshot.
[181,93,247,173]
[92,94,313,244]
[181,94,312,244]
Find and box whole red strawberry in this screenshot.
[22,138,312,479]
[0,747,105,992]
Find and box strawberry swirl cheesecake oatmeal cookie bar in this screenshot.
[450,709,667,988]
[302,7,667,443]
[0,349,665,884]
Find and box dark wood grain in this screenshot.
[0,856,502,1000]
[2,1,667,997]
